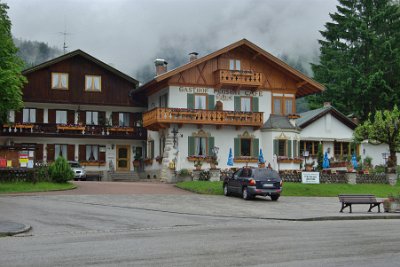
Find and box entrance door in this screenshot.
[116,145,130,172]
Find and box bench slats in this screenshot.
[338,194,382,213]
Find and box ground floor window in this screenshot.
[274,139,298,158]
[55,144,67,159]
[234,131,259,159]
[188,130,214,157]
[300,141,319,156]
[86,145,98,161]
[334,142,358,159]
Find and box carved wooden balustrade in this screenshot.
[143,108,263,130]
[215,69,262,87]
[1,123,146,140]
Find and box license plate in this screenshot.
[263,184,273,188]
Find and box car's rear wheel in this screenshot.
[242,187,252,200]
[270,194,280,201]
[223,184,230,196]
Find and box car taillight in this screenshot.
[249,179,256,186]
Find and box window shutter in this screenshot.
[67,145,75,161]
[252,138,259,158]
[129,112,135,127]
[67,110,75,124]
[293,140,298,158]
[188,136,195,156]
[98,111,106,126]
[99,146,106,162]
[112,112,119,126]
[234,96,241,111]
[15,110,22,123]
[288,140,292,158]
[273,140,279,155]
[234,138,240,157]
[79,145,86,161]
[36,109,43,123]
[208,95,215,110]
[79,111,86,124]
[35,144,43,162]
[48,109,56,123]
[208,136,215,156]
[187,94,194,109]
[46,144,55,162]
[252,97,259,112]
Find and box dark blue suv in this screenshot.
[223,167,283,201]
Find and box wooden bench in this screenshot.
[338,194,383,213]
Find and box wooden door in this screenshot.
[116,145,130,172]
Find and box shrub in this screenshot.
[373,165,386,174]
[34,163,51,182]
[178,168,191,176]
[199,170,210,181]
[48,157,74,183]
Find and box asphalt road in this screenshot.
[1,193,400,267]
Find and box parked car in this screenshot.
[68,161,86,181]
[223,167,283,201]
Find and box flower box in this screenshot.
[57,125,85,131]
[80,161,106,166]
[233,157,258,163]
[109,127,134,133]
[278,158,303,163]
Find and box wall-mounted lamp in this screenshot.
[111,144,115,150]
[327,147,331,154]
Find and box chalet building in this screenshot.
[0,50,147,176]
[133,39,326,181]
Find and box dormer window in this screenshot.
[85,75,101,92]
[229,59,241,71]
[51,73,68,89]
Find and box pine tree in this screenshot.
[310,0,400,121]
[0,2,26,124]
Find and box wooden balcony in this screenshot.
[1,123,147,140]
[143,108,263,130]
[215,69,262,88]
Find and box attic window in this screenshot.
[229,59,241,71]
[85,75,101,92]
[51,73,68,89]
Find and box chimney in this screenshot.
[189,52,198,62]
[323,102,331,107]
[154,59,168,76]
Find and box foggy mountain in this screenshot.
[14,38,63,68]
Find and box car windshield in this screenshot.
[253,169,280,180]
[69,162,81,168]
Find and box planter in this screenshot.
[133,160,140,167]
[209,169,221,182]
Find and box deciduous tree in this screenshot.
[354,106,400,169]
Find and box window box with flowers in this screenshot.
[233,156,258,163]
[57,124,85,131]
[80,161,106,167]
[108,126,134,133]
[277,156,303,164]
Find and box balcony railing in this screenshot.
[215,69,262,87]
[143,108,263,130]
[1,123,146,140]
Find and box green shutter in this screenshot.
[188,136,195,156]
[208,136,215,156]
[273,140,279,155]
[288,140,292,158]
[252,97,259,112]
[252,138,259,158]
[234,138,240,157]
[208,95,215,110]
[293,140,298,158]
[187,94,194,109]
[234,96,241,111]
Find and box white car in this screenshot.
[68,161,86,181]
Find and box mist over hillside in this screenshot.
[14,38,63,68]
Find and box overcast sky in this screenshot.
[4,0,337,82]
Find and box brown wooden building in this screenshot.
[1,50,147,174]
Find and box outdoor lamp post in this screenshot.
[303,150,309,170]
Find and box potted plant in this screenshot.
[194,159,202,170]
[133,155,141,167]
[155,155,163,164]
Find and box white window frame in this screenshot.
[55,144,68,159]
[194,94,207,110]
[51,73,69,89]
[86,145,99,161]
[240,97,251,112]
[56,110,67,124]
[22,108,36,123]
[119,112,130,127]
[85,75,101,92]
[86,111,98,125]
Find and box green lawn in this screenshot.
[0,182,76,194]
[176,181,400,198]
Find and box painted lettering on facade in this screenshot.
[214,89,263,101]
[178,87,210,94]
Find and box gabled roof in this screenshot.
[134,38,325,96]
[22,49,139,85]
[297,105,357,130]
[262,114,299,130]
